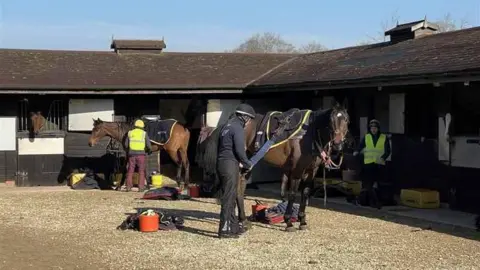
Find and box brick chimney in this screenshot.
[384,18,439,43]
[110,39,166,53]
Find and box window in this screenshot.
[18,99,66,132]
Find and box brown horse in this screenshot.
[197,103,350,232]
[88,118,191,190]
[30,111,60,135]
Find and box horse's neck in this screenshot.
[40,118,59,131]
[106,123,130,143]
[312,108,332,126]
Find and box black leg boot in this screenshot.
[218,221,240,239]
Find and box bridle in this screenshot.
[314,109,349,170]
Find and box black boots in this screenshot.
[218,221,241,239]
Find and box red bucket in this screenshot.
[139,214,159,232]
[189,185,200,198]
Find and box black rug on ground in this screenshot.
[71,169,100,190]
[254,109,311,150]
[117,208,185,231]
[142,187,190,200]
[144,119,177,145]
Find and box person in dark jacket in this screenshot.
[125,119,152,192]
[353,119,391,209]
[216,103,255,239]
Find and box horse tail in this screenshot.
[195,124,225,198]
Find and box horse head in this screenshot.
[329,102,350,152]
[29,111,45,135]
[88,118,106,147]
[314,100,350,155]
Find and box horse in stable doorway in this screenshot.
[196,102,350,232]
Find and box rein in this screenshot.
[313,109,348,207]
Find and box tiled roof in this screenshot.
[0,49,294,90]
[249,26,480,88]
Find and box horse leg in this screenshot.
[178,147,190,187]
[237,172,251,231]
[284,141,302,232]
[166,149,183,188]
[298,176,315,230]
[280,172,288,201]
[299,159,321,230]
[284,174,299,232]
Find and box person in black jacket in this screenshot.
[217,103,255,239]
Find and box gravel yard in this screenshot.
[0,186,479,270]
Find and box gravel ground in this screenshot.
[0,186,479,270]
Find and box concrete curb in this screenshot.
[250,185,477,231]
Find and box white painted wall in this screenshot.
[18,138,64,155]
[0,117,16,151]
[450,136,480,168]
[388,93,405,134]
[205,99,240,127]
[68,99,114,131]
[438,114,450,162]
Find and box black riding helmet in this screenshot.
[235,103,256,119]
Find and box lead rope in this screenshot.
[323,166,327,207]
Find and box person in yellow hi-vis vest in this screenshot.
[125,119,152,192]
[353,119,391,209]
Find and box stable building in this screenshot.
[1,19,480,214]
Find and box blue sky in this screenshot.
[0,0,479,52]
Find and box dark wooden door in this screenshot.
[17,155,64,186]
[0,151,17,183]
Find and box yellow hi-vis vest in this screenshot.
[128,128,146,151]
[364,133,386,165]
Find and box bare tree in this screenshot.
[231,32,297,53]
[434,13,470,33]
[230,32,328,54]
[296,41,327,53]
[358,11,471,45]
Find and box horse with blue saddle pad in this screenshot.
[197,102,350,232]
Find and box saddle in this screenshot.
[254,109,312,151]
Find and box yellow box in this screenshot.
[113,173,140,186]
[314,177,362,195]
[341,180,362,195]
[151,174,163,187]
[400,188,440,209]
[70,173,86,186]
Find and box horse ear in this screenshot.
[37,111,42,115]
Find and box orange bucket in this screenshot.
[189,185,200,198]
[139,214,159,232]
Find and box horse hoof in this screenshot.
[285,226,296,232]
[299,224,308,230]
[243,220,253,230]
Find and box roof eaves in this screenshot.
[246,69,480,93]
[0,84,247,94]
